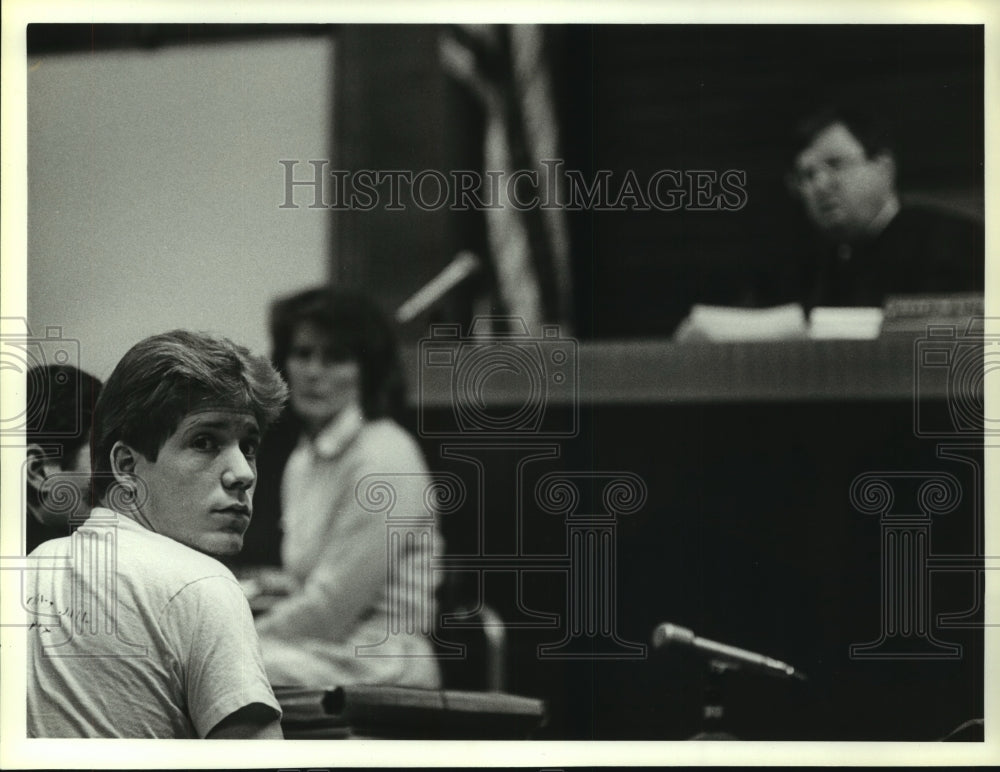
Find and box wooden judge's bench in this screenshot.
[393,325,988,740]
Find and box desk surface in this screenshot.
[276,685,547,740]
[403,335,984,404]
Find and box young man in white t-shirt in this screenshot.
[26,330,288,739]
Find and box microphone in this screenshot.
[651,623,807,682]
[395,251,482,323]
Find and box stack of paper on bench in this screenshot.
[808,307,884,339]
[673,303,809,342]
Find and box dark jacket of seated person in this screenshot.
[25,330,287,739]
[799,202,984,309]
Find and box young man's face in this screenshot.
[131,408,260,557]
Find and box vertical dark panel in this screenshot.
[332,25,454,316]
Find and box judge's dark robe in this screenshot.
[757,204,984,310]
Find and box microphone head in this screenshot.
[394,251,483,324]
[453,250,482,277]
[651,623,696,649]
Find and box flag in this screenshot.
[440,25,573,335]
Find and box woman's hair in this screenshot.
[269,286,407,421]
[91,330,288,501]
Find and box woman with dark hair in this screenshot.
[252,286,442,688]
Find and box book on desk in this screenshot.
[274,684,547,739]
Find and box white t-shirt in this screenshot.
[26,508,280,738]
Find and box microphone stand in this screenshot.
[689,659,740,741]
[651,622,808,739]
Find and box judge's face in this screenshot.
[284,322,362,434]
[792,122,896,242]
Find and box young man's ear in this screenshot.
[110,441,139,481]
[25,444,60,494]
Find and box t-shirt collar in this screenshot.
[82,507,141,531]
